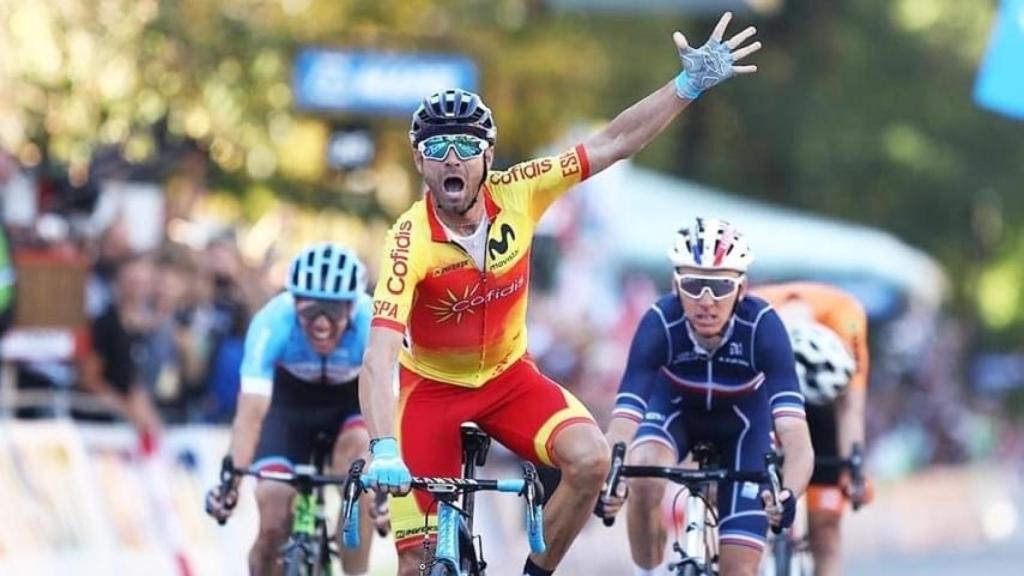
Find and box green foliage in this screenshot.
[2,0,1022,336]
[575,1,1024,340]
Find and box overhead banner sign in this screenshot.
[293,49,478,116]
[975,0,1024,120]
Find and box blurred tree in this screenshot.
[0,0,602,211]
[571,1,1024,342]
[2,0,1022,337]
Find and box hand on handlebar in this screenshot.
[205,485,239,524]
[595,478,630,523]
[760,488,796,532]
[206,455,239,524]
[843,474,874,510]
[363,437,412,495]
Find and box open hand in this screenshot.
[674,11,762,99]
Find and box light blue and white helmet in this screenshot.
[287,243,367,301]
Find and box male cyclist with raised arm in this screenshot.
[752,282,872,576]
[364,14,765,573]
[205,243,377,576]
[600,219,814,576]
[359,12,763,576]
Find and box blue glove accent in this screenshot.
[363,437,412,492]
[675,71,703,100]
[675,38,735,100]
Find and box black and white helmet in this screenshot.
[409,89,497,146]
[787,321,856,405]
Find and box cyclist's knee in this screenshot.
[808,511,842,556]
[555,426,610,489]
[627,442,674,507]
[718,544,761,576]
[629,475,667,508]
[628,440,675,467]
[254,482,294,545]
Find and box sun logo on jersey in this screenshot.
[426,284,481,324]
[425,277,527,325]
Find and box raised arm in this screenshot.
[582,11,761,176]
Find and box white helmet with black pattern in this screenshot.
[787,321,856,405]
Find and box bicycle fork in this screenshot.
[670,491,711,574]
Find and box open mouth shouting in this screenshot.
[442,175,466,198]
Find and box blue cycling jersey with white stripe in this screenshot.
[614,293,805,422]
[239,292,372,396]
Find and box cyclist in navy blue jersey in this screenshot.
[600,218,814,576]
[205,243,377,576]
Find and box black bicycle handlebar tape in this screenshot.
[764,452,785,535]
[596,441,627,526]
[849,443,865,511]
[216,455,237,526]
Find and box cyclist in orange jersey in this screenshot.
[359,12,764,576]
[751,282,872,576]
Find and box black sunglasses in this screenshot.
[297,300,350,322]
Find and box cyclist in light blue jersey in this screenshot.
[205,243,377,576]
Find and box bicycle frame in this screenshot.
[677,484,715,573]
[290,470,321,537]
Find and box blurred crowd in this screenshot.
[1,143,1018,476]
[0,145,276,437]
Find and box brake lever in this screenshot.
[597,442,627,527]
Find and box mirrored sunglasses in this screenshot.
[417,134,490,161]
[675,274,742,300]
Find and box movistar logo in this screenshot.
[488,223,516,260]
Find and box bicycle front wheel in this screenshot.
[678,564,701,576]
[772,534,792,576]
[428,562,457,576]
[283,544,313,576]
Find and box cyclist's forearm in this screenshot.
[228,393,270,468]
[359,328,404,439]
[583,81,689,175]
[775,418,814,497]
[835,386,866,457]
[359,354,397,440]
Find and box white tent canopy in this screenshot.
[583,161,948,310]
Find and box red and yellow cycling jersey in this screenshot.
[371,145,590,387]
[751,282,869,391]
